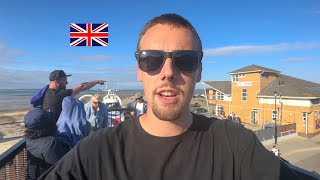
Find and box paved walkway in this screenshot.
[242,123,262,131]
[264,134,320,174]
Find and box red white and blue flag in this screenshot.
[70,23,108,46]
[108,111,124,127]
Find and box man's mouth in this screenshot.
[159,91,177,98]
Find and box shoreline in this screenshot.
[0,108,32,113]
[0,108,29,154]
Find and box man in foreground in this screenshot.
[42,13,299,179]
[42,70,105,122]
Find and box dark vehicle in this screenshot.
[191,103,200,108]
[191,107,208,114]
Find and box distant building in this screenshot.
[203,64,320,137]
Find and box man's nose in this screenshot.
[159,58,176,80]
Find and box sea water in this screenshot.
[0,89,139,111]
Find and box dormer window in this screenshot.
[231,75,239,82]
[231,74,245,82]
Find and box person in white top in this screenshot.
[271,145,280,157]
[125,92,147,117]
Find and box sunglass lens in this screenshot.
[139,51,164,72]
[174,51,199,72]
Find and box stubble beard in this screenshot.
[151,90,186,121]
[152,103,184,121]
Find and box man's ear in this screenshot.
[196,64,202,82]
[137,66,143,82]
[55,80,60,86]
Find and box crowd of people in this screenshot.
[216,111,241,124]
[26,70,148,179]
[228,112,241,123]
[26,70,106,179]
[24,13,300,180]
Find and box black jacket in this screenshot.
[26,136,69,180]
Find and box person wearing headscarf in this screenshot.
[56,96,88,148]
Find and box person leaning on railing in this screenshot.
[24,108,70,180]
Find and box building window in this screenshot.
[216,92,224,100]
[242,89,247,101]
[231,74,245,82]
[302,112,307,125]
[272,110,277,121]
[216,105,224,115]
[231,74,239,82]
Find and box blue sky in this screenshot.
[0,0,319,89]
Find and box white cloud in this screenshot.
[0,68,139,89]
[281,57,307,63]
[77,54,114,62]
[0,69,49,89]
[204,60,217,64]
[204,42,320,56]
[78,66,136,73]
[0,42,25,63]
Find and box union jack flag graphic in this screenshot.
[70,23,108,46]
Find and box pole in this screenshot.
[202,83,210,116]
[274,92,278,144]
[280,93,282,125]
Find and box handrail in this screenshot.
[0,138,26,167]
[284,161,320,179]
[1,127,319,179]
[0,138,27,179]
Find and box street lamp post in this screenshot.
[274,91,278,144]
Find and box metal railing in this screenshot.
[255,123,296,142]
[0,139,27,180]
[1,121,319,179]
[284,160,320,179]
[108,108,133,127]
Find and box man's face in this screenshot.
[137,24,202,121]
[57,77,68,89]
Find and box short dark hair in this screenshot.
[137,13,202,51]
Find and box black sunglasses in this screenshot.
[135,50,203,73]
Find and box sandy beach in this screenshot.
[0,108,30,154]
